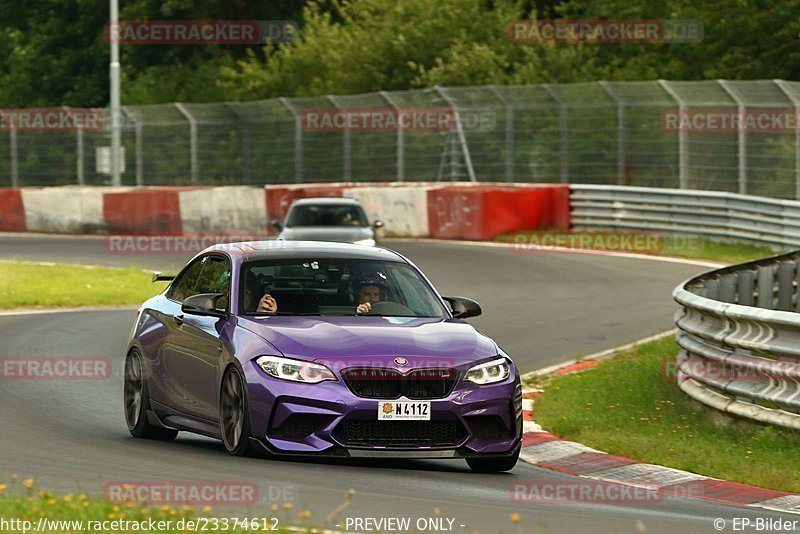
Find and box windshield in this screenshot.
[240,258,447,318]
[286,204,368,227]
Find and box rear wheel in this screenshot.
[124,349,178,440]
[466,447,519,473]
[220,366,252,456]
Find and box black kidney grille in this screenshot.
[334,420,461,447]
[341,367,459,399]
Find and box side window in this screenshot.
[195,256,231,310]
[168,258,205,302]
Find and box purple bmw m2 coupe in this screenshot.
[124,241,522,472]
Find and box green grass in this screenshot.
[0,261,167,309]
[494,231,778,265]
[0,482,321,533]
[533,337,800,492]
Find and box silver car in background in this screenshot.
[273,197,384,245]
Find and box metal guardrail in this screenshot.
[571,184,800,428]
[571,184,800,247]
[673,252,800,430]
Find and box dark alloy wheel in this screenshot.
[220,367,252,456]
[124,349,178,440]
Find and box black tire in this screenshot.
[466,447,520,473]
[124,349,178,441]
[219,366,253,457]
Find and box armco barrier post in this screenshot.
[719,273,737,303]
[737,269,755,306]
[777,261,795,311]
[756,264,775,309]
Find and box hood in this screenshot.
[278,226,373,243]
[237,315,498,368]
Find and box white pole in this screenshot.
[110,0,121,186]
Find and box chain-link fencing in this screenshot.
[3,79,800,199]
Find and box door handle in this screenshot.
[174,314,184,326]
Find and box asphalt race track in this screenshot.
[1,234,792,533]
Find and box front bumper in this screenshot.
[243,362,522,458]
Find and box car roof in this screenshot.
[227,240,406,262]
[290,197,362,206]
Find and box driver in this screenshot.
[244,272,388,315]
[355,282,382,314]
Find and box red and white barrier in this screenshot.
[0,182,571,239]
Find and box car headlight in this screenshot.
[353,238,375,246]
[255,355,336,384]
[464,357,510,385]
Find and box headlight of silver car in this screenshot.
[464,357,510,385]
[353,238,376,246]
[256,355,336,384]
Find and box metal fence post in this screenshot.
[542,84,569,183]
[718,80,747,194]
[279,97,302,183]
[488,85,514,182]
[659,80,689,189]
[380,91,404,182]
[224,102,253,184]
[10,126,18,187]
[328,95,351,182]
[122,106,143,186]
[434,86,477,182]
[774,79,800,200]
[76,126,84,185]
[174,103,198,185]
[599,81,626,185]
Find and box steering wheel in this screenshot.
[367,301,415,316]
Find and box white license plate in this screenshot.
[377,401,431,421]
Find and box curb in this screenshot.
[519,384,800,515]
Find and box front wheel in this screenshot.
[124,349,178,441]
[466,447,519,473]
[219,366,253,456]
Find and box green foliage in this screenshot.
[1,0,799,106]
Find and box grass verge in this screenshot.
[0,481,322,533]
[494,231,777,265]
[0,261,166,309]
[532,337,800,493]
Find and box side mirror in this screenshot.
[443,296,482,319]
[271,219,284,231]
[372,220,385,229]
[182,293,227,318]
